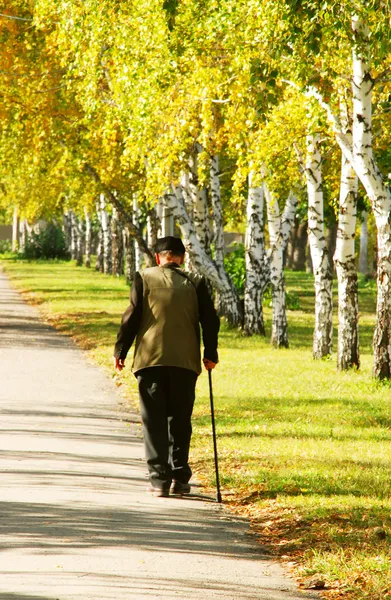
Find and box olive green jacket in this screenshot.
[114,263,220,375]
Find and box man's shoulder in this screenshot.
[180,269,203,288]
[139,266,160,278]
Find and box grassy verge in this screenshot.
[1,255,390,599]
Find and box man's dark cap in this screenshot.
[155,236,186,255]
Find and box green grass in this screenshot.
[2,255,391,599]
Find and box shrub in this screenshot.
[23,223,69,260]
[0,240,12,254]
[224,243,246,296]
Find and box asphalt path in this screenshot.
[0,269,318,600]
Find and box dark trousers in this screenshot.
[136,366,198,488]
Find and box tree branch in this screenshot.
[84,164,154,263]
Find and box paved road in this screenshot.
[0,269,317,600]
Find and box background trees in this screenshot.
[1,0,391,376]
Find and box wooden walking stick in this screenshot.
[208,369,222,503]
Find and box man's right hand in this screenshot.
[114,357,126,372]
[203,358,217,371]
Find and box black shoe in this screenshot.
[147,484,170,498]
[171,481,191,495]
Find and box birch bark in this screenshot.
[334,154,359,370]
[209,154,242,323]
[244,175,267,336]
[306,17,391,377]
[264,183,289,348]
[132,196,142,272]
[359,211,368,276]
[123,225,136,285]
[69,210,77,261]
[305,133,333,358]
[351,16,391,378]
[99,194,112,274]
[111,206,123,276]
[147,207,159,253]
[84,207,91,268]
[189,147,211,255]
[12,207,19,253]
[164,188,242,327]
[75,215,84,267]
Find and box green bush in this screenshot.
[224,243,246,295]
[0,240,12,254]
[23,223,69,260]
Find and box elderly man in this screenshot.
[114,236,220,497]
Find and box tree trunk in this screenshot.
[359,211,369,276]
[19,219,30,254]
[244,176,267,336]
[95,212,103,273]
[285,220,297,269]
[84,207,91,268]
[69,210,78,261]
[133,196,143,271]
[350,16,391,378]
[210,155,225,269]
[123,225,136,285]
[98,194,112,274]
[63,212,72,257]
[147,207,159,254]
[305,133,333,358]
[75,216,84,267]
[334,153,359,370]
[111,206,123,276]
[264,183,289,348]
[189,146,211,255]
[209,154,242,323]
[292,220,308,271]
[326,222,338,268]
[165,187,242,327]
[12,207,19,253]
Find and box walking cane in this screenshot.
[208,369,222,503]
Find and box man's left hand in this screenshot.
[203,358,217,370]
[114,357,126,372]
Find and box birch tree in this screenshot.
[334,152,359,370]
[305,134,333,358]
[244,175,267,336]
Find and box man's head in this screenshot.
[155,236,186,266]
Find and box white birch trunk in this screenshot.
[123,225,136,285]
[75,216,84,267]
[305,133,333,358]
[189,148,211,255]
[334,154,359,370]
[351,16,391,378]
[12,207,19,253]
[99,194,112,274]
[264,183,289,348]
[111,206,123,276]
[165,188,242,327]
[84,207,91,268]
[147,207,159,253]
[69,210,77,261]
[209,154,242,323]
[244,176,267,336]
[309,17,391,377]
[359,211,368,275]
[19,219,30,254]
[210,155,225,269]
[281,192,299,251]
[133,196,143,271]
[63,212,72,257]
[162,206,174,237]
